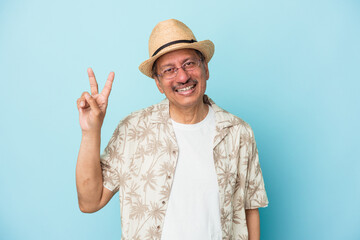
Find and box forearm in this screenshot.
[246,208,260,240]
[76,130,104,212]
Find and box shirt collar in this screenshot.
[149,95,242,129]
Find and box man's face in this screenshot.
[154,49,209,110]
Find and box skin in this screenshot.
[154,49,210,124]
[76,68,115,213]
[75,50,261,238]
[246,208,261,240]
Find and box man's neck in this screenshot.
[169,101,209,124]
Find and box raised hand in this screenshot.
[76,68,115,133]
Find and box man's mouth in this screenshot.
[173,79,198,93]
[175,84,196,92]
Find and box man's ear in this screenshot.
[154,77,164,94]
[203,61,209,80]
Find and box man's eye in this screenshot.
[163,68,175,74]
[184,61,196,68]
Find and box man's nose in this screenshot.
[176,67,190,83]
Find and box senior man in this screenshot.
[76,19,268,240]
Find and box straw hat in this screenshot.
[139,19,215,78]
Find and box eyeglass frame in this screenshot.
[154,58,204,80]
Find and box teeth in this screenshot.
[177,85,194,92]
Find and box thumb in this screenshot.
[84,93,101,115]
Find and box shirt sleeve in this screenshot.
[100,125,121,193]
[244,128,269,209]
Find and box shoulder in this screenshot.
[117,98,169,129]
[210,99,255,138]
[211,101,250,127]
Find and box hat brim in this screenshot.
[139,40,214,78]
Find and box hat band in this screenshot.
[151,39,197,57]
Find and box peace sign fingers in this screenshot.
[100,71,115,98]
[87,68,99,95]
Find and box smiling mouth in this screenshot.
[174,79,198,93]
[175,84,196,92]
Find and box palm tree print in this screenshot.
[99,97,268,239]
[130,200,149,221]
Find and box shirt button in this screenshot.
[162,201,166,204]
[157,225,160,230]
[167,175,171,179]
[172,150,176,154]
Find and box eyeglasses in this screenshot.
[156,58,203,80]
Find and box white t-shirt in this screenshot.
[161,106,222,240]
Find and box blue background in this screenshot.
[1,0,359,239]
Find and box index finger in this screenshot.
[87,67,99,95]
[100,71,115,98]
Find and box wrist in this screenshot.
[81,130,101,140]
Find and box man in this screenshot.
[76,19,268,240]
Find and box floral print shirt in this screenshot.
[100,96,268,240]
